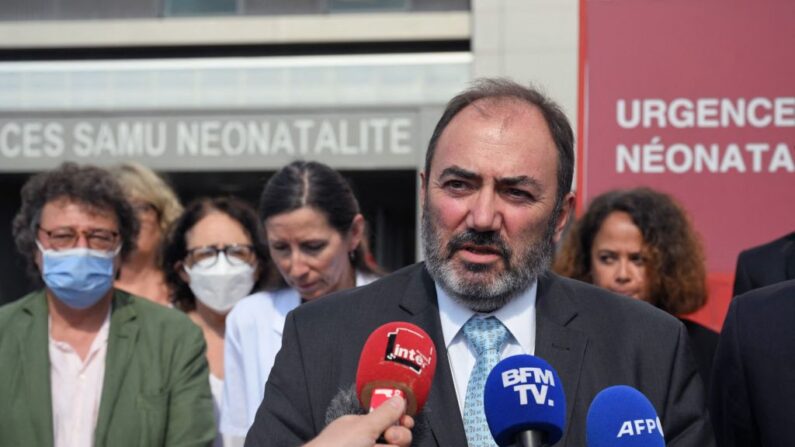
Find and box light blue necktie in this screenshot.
[462,316,510,447]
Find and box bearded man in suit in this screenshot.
[245,79,714,447]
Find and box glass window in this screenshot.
[164,0,237,16]
[327,0,409,13]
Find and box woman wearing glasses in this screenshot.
[161,196,272,447]
[220,161,383,441]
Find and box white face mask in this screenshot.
[184,253,256,314]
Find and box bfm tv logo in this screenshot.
[501,367,557,406]
[616,417,664,439]
[383,328,433,373]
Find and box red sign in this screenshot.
[579,0,795,330]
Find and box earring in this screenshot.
[348,251,356,263]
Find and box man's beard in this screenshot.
[421,200,559,313]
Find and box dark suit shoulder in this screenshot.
[544,273,683,330]
[738,232,795,260]
[732,279,795,327]
[734,232,795,296]
[711,279,795,446]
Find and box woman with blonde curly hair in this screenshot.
[554,187,718,391]
[110,162,183,306]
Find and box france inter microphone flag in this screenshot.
[586,385,664,447]
[484,354,566,446]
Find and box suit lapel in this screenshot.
[398,265,468,447]
[534,273,588,444]
[392,267,590,446]
[17,291,55,447]
[94,290,139,444]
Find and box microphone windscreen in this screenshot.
[484,354,566,447]
[325,385,367,426]
[586,385,664,447]
[356,322,437,416]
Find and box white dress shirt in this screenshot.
[49,310,110,447]
[436,280,538,417]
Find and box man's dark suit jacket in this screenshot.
[246,263,714,446]
[710,279,795,447]
[733,232,795,296]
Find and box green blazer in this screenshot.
[0,289,215,447]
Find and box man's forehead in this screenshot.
[430,99,557,176]
[41,197,118,222]
[464,97,541,121]
[440,98,554,152]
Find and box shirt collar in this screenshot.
[436,279,538,353]
[48,305,112,353]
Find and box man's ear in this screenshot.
[553,192,576,243]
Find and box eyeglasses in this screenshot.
[37,226,120,251]
[185,244,256,267]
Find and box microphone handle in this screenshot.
[517,431,547,447]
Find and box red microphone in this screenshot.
[356,322,437,417]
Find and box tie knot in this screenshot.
[462,316,510,356]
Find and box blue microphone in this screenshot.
[484,354,566,447]
[586,385,664,447]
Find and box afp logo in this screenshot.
[383,328,433,373]
[501,367,557,407]
[616,417,664,438]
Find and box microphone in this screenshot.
[586,385,664,447]
[484,354,566,447]
[355,322,437,417]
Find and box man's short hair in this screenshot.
[12,162,140,282]
[424,78,575,205]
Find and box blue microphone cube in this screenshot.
[484,354,566,446]
[586,385,665,447]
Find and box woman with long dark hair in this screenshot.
[220,161,382,439]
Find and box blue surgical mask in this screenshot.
[37,242,119,309]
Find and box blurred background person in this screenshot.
[221,160,383,440]
[0,162,214,446]
[732,231,795,296]
[554,187,718,393]
[161,196,271,447]
[710,279,795,447]
[110,162,183,306]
